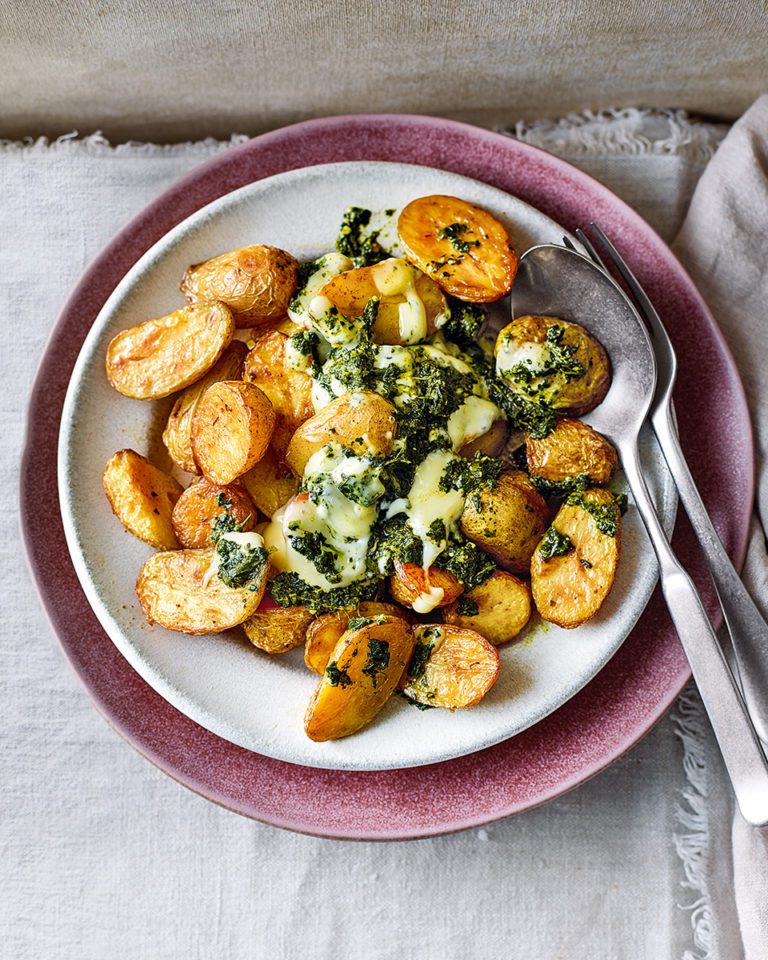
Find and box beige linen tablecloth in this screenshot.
[3,108,760,959]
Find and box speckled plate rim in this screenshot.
[21,114,754,839]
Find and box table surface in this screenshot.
[3,111,743,960]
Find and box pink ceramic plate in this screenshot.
[22,115,753,839]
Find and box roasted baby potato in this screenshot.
[239,446,299,519]
[242,331,314,456]
[495,315,610,416]
[103,449,183,550]
[191,380,275,484]
[318,257,448,345]
[285,390,397,477]
[162,340,248,473]
[525,418,618,488]
[397,195,518,303]
[400,624,500,709]
[459,418,509,459]
[136,547,267,634]
[180,244,298,329]
[460,469,548,574]
[242,600,314,654]
[304,617,416,741]
[531,488,621,628]
[105,302,235,400]
[389,562,463,613]
[442,570,531,645]
[171,479,255,549]
[304,602,413,675]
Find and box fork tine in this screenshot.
[562,235,577,251]
[574,228,610,273]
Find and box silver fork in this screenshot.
[568,224,768,745]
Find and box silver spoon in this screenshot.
[510,243,768,825]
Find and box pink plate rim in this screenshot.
[21,114,754,840]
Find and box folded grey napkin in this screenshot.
[673,94,768,960]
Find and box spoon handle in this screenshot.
[621,440,768,825]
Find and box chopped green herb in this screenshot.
[269,572,379,613]
[457,595,479,616]
[397,691,435,711]
[215,537,268,589]
[439,451,503,495]
[335,207,389,267]
[288,531,342,584]
[580,558,593,569]
[438,222,480,254]
[362,638,390,687]
[538,526,574,561]
[530,473,590,498]
[407,639,435,680]
[347,616,374,632]
[566,492,623,537]
[326,661,352,687]
[215,493,232,509]
[442,297,486,347]
[440,541,496,591]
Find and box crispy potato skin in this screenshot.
[242,331,314,456]
[304,618,416,741]
[243,602,314,654]
[525,418,618,486]
[191,380,275,484]
[397,195,518,303]
[171,479,255,549]
[401,625,500,709]
[162,340,248,474]
[105,301,235,400]
[459,418,509,459]
[460,470,549,574]
[136,548,267,635]
[495,315,610,416]
[318,258,448,345]
[180,245,298,329]
[443,570,531,645]
[239,446,299,519]
[285,391,397,477]
[304,602,414,675]
[389,563,463,611]
[531,488,620,628]
[103,449,183,550]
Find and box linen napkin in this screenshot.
[673,94,768,960]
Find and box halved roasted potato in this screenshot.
[171,478,255,549]
[242,331,314,456]
[136,546,267,634]
[400,624,500,709]
[242,599,314,654]
[525,418,618,488]
[442,570,531,645]
[285,390,397,477]
[105,301,235,400]
[304,617,416,741]
[495,315,610,416]
[459,418,509,459]
[530,488,621,628]
[180,244,298,329]
[389,562,463,613]
[397,195,518,303]
[318,257,448,345]
[460,469,548,573]
[239,446,299,519]
[103,449,183,550]
[304,602,413,675]
[191,380,275,484]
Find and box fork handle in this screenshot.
[622,441,768,825]
[652,402,768,743]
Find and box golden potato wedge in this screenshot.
[285,391,397,477]
[103,449,183,550]
[242,599,314,654]
[136,546,267,635]
[304,602,414,675]
[442,570,531,645]
[400,624,500,709]
[389,562,463,613]
[495,315,610,416]
[531,488,621,628]
[191,380,275,484]
[318,257,448,345]
[105,301,235,400]
[242,331,314,456]
[460,469,548,573]
[162,340,248,473]
[459,418,509,459]
[397,195,518,303]
[180,244,298,329]
[171,479,255,549]
[304,617,416,741]
[525,418,618,487]
[239,446,299,519]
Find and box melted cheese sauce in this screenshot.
[287,252,352,327]
[371,258,428,344]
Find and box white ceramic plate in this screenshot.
[58,161,676,771]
